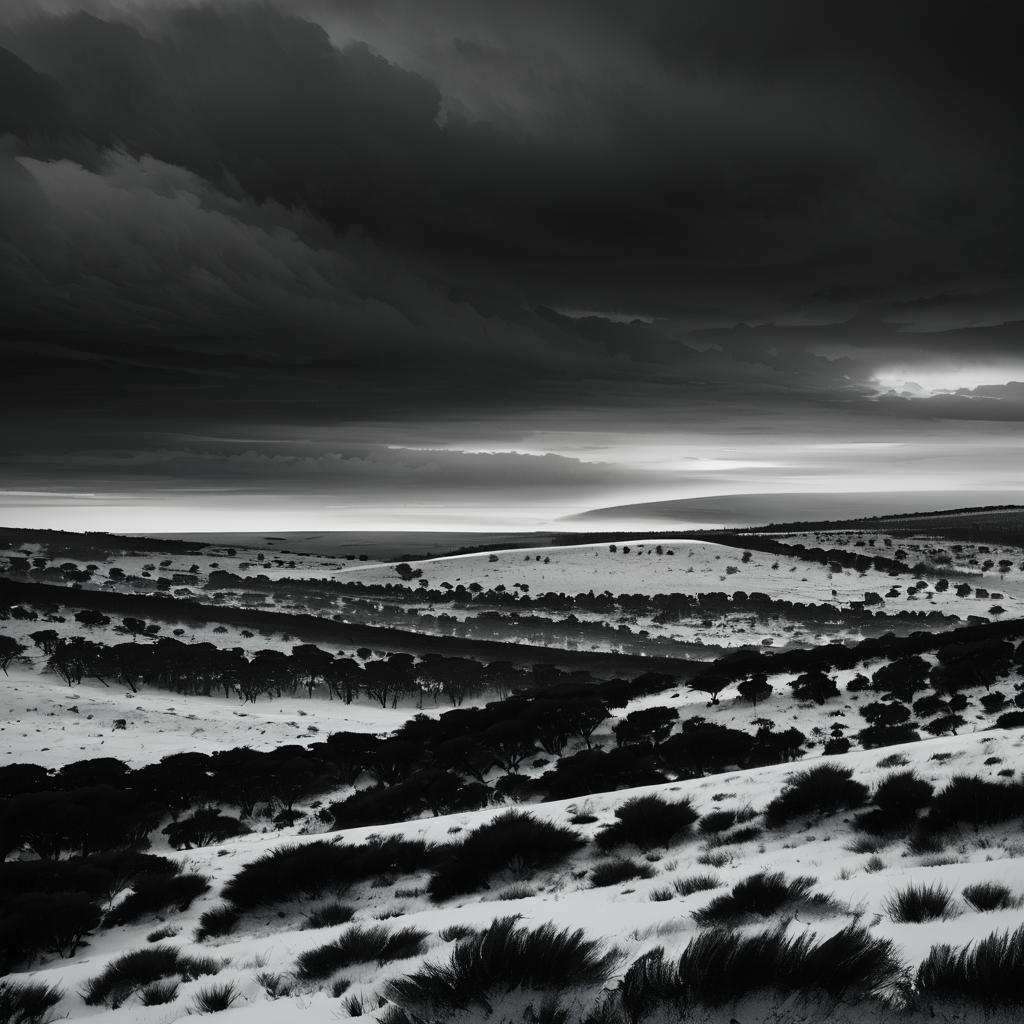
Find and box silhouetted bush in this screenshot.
[765,764,868,827]
[303,902,357,930]
[195,905,239,941]
[673,874,720,897]
[693,872,840,926]
[0,978,63,1024]
[590,858,654,888]
[996,710,1024,729]
[698,810,736,834]
[884,883,955,923]
[192,982,238,1013]
[295,926,428,980]
[915,924,1024,1007]
[1,891,102,967]
[922,775,1024,833]
[428,812,583,902]
[105,872,209,926]
[619,924,902,1017]
[961,882,1020,913]
[857,771,933,833]
[595,795,697,851]
[82,947,219,1008]
[384,917,619,1019]
[223,837,431,909]
[163,810,249,850]
[138,980,179,1006]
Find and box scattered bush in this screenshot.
[295,926,429,980]
[885,883,955,923]
[82,947,219,1008]
[915,924,1024,1007]
[223,837,430,909]
[698,810,736,835]
[857,771,933,833]
[0,979,63,1024]
[693,872,840,926]
[303,902,357,930]
[595,795,697,851]
[619,924,903,1016]
[428,812,583,902]
[195,905,239,941]
[589,858,655,888]
[922,775,1024,833]
[384,917,619,1019]
[254,971,294,999]
[192,982,238,1013]
[138,980,179,1006]
[105,872,209,926]
[765,764,869,827]
[673,874,720,898]
[962,882,1020,913]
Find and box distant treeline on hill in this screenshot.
[0,579,698,679]
[744,504,1024,534]
[0,527,208,560]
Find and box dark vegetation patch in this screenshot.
[82,947,219,1008]
[590,858,655,888]
[294,926,429,980]
[427,812,583,902]
[765,764,869,827]
[303,902,357,929]
[692,872,841,927]
[595,795,698,851]
[223,837,432,909]
[0,979,64,1024]
[105,872,209,926]
[884,883,956,923]
[195,905,240,941]
[962,882,1020,912]
[914,924,1024,1007]
[383,917,619,1018]
[618,924,903,1017]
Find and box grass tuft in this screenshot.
[383,916,619,1018]
[303,902,357,930]
[915,925,1024,1007]
[765,764,868,827]
[962,882,1020,913]
[884,883,955,923]
[596,796,698,851]
[192,982,238,1013]
[693,871,840,926]
[590,858,655,888]
[0,979,64,1024]
[295,926,429,980]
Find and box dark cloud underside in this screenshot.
[1,1,1023,527]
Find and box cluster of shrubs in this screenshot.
[0,850,207,972]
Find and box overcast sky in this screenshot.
[2,1,1024,530]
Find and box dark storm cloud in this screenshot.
[2,0,1024,524]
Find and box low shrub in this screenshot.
[962,882,1020,912]
[223,837,431,909]
[138,980,179,1006]
[304,902,357,930]
[0,979,63,1024]
[439,924,477,942]
[698,810,736,835]
[673,874,720,898]
[922,775,1024,833]
[857,771,934,833]
[765,764,868,827]
[1,891,102,966]
[383,916,619,1018]
[693,872,840,926]
[254,971,294,999]
[192,982,238,1013]
[996,710,1024,729]
[82,947,219,1008]
[649,886,674,902]
[619,924,902,1017]
[146,926,177,942]
[711,825,762,846]
[884,883,955,923]
[295,926,429,980]
[428,812,583,902]
[195,905,239,941]
[595,796,698,851]
[589,858,655,888]
[915,924,1024,1007]
[105,872,209,926]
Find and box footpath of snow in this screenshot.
[8,728,1024,1024]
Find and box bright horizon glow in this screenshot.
[873,364,1024,396]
